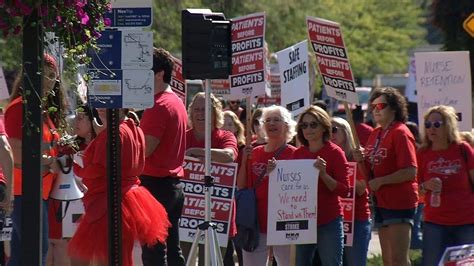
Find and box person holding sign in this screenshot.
[353,87,418,266]
[331,117,371,266]
[181,92,238,265]
[237,105,297,266]
[68,108,171,266]
[293,106,349,266]
[416,105,474,266]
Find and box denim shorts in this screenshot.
[373,207,415,228]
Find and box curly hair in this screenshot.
[296,105,332,147]
[261,105,296,143]
[369,87,408,123]
[420,105,461,149]
[187,92,224,129]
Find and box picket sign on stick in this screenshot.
[290,245,296,266]
[246,97,252,146]
[343,102,360,148]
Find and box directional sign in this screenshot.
[88,69,154,109]
[88,30,153,70]
[463,13,474,38]
[105,0,153,28]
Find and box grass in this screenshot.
[367,250,423,265]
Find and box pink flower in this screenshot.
[56,16,62,23]
[104,17,111,26]
[77,10,90,25]
[13,25,21,34]
[14,0,32,16]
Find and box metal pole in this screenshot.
[204,79,212,265]
[107,109,122,266]
[22,8,44,265]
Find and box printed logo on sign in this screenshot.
[242,87,253,95]
[335,90,347,99]
[285,233,300,241]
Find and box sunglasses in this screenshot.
[424,120,443,129]
[332,126,339,134]
[299,121,318,130]
[371,102,388,111]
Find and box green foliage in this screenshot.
[367,250,423,266]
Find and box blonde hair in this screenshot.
[187,92,224,129]
[223,110,245,147]
[331,117,355,160]
[261,105,296,143]
[421,105,461,148]
[460,131,474,147]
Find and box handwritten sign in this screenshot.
[179,157,237,247]
[277,40,310,117]
[267,159,318,245]
[405,56,417,102]
[307,17,358,104]
[415,51,472,131]
[342,162,356,246]
[228,12,267,99]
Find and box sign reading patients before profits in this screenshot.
[228,12,267,99]
[105,0,152,28]
[307,17,358,104]
[277,40,310,117]
[415,51,472,131]
[267,159,318,245]
[179,157,238,248]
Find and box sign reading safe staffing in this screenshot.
[87,0,153,109]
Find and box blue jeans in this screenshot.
[344,220,372,266]
[422,222,474,266]
[296,216,344,266]
[410,203,424,249]
[8,197,49,266]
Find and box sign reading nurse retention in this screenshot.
[307,17,358,104]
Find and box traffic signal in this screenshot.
[182,9,232,80]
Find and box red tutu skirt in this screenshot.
[68,186,170,265]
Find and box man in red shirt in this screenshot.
[139,48,187,266]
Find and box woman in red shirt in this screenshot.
[5,54,66,266]
[181,92,238,265]
[67,108,170,266]
[238,105,296,266]
[353,87,418,266]
[417,105,474,265]
[293,106,349,266]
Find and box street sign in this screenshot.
[463,13,474,38]
[89,30,153,70]
[105,0,153,28]
[88,69,154,109]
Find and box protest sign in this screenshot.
[277,40,310,117]
[257,62,281,107]
[267,159,318,245]
[307,17,358,104]
[179,157,237,247]
[342,162,356,246]
[211,79,231,99]
[439,244,474,266]
[0,215,12,241]
[171,56,186,104]
[405,57,417,102]
[228,12,268,99]
[415,51,472,131]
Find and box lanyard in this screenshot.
[369,122,394,174]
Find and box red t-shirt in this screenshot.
[355,123,373,147]
[247,145,296,233]
[185,129,238,160]
[140,91,187,178]
[0,117,7,185]
[74,119,142,219]
[293,142,350,226]
[4,97,58,199]
[363,121,418,209]
[417,142,474,225]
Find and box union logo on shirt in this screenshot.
[366,145,388,165]
[427,157,461,175]
[252,162,267,177]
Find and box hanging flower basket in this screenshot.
[0,0,112,65]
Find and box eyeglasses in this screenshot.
[299,121,318,130]
[332,126,339,134]
[424,120,443,129]
[263,117,284,124]
[371,102,388,111]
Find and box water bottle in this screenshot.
[430,177,442,208]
